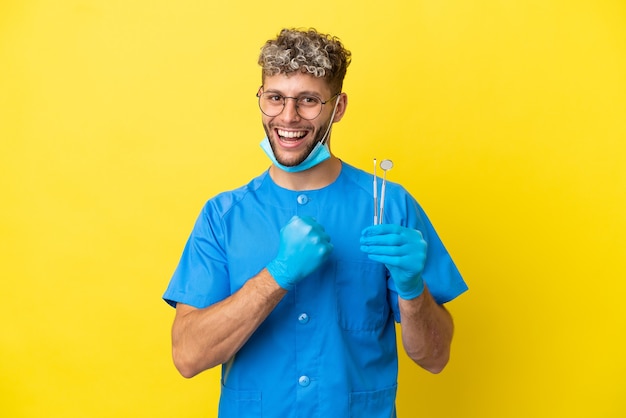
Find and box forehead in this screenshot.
[263,72,331,96]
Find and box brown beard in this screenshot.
[262,122,329,167]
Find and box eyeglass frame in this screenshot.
[256,86,341,120]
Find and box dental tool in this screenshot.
[378,159,393,224]
[373,159,378,225]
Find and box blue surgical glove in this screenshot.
[267,216,334,290]
[360,224,427,300]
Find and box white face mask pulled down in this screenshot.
[260,96,340,173]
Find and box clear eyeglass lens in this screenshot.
[259,93,322,120]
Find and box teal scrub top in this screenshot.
[163,162,468,418]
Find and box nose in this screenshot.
[280,97,301,122]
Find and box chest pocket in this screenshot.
[334,260,390,331]
[350,384,397,418]
[218,383,261,417]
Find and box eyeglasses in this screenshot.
[256,87,340,120]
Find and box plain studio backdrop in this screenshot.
[1,1,625,417]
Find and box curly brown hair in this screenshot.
[258,28,352,93]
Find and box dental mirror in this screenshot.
[380,159,393,171]
[379,159,393,224]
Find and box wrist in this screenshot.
[396,275,425,300]
[266,260,294,291]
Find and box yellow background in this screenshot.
[1,1,625,417]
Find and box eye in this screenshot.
[298,96,321,106]
[262,93,283,103]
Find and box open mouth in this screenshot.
[276,129,309,146]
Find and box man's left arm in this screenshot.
[397,287,454,373]
[360,224,454,373]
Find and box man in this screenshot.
[163,28,467,417]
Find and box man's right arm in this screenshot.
[171,268,286,378]
[171,215,333,378]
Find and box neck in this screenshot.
[269,155,342,191]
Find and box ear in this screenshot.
[332,93,348,123]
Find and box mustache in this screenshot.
[268,123,312,130]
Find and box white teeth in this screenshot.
[278,129,306,139]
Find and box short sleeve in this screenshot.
[387,187,468,322]
[162,201,231,309]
